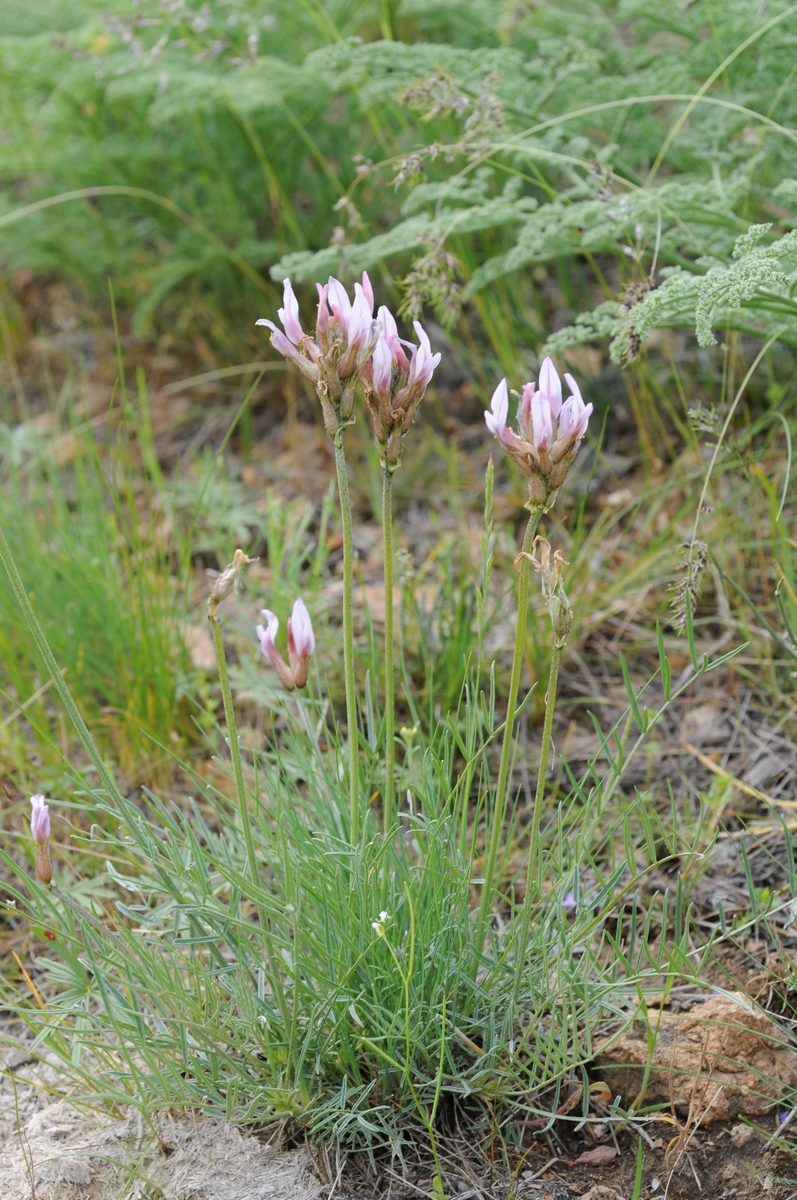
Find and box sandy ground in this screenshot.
[0,1040,322,1200]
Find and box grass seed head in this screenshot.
[207,549,256,618]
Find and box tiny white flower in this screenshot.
[371,911,390,937]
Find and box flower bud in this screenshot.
[30,794,52,884]
[287,598,315,688]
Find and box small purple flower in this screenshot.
[563,890,576,911]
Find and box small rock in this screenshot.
[593,992,797,1124]
[575,1145,617,1165]
[730,1123,755,1148]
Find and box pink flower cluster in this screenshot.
[485,358,593,508]
[256,597,315,691]
[258,274,440,458]
[259,276,590,503]
[365,306,441,468]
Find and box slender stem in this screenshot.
[513,638,563,1003]
[527,641,562,898]
[209,613,258,880]
[334,435,360,844]
[209,610,293,1041]
[382,466,395,836]
[475,507,541,945]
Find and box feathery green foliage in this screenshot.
[4,1,797,361]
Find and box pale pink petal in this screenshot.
[30,794,50,845]
[278,278,303,344]
[372,334,393,400]
[556,397,576,441]
[257,321,312,370]
[379,305,409,371]
[563,372,583,407]
[347,283,372,349]
[485,378,509,439]
[361,271,374,314]
[531,389,553,452]
[573,401,593,439]
[327,276,352,325]
[409,321,441,389]
[258,609,279,657]
[539,357,563,417]
[316,282,330,336]
[288,597,315,661]
[378,305,398,343]
[518,382,535,434]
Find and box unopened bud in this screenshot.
[30,794,52,884]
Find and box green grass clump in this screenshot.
[0,553,730,1158]
[0,416,192,783]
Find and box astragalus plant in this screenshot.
[0,275,738,1172]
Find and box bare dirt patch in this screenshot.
[0,1037,321,1200]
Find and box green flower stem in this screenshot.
[514,637,563,1002]
[209,612,258,881]
[475,507,541,946]
[334,435,360,845]
[382,465,395,838]
[209,608,292,1037]
[526,639,562,899]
